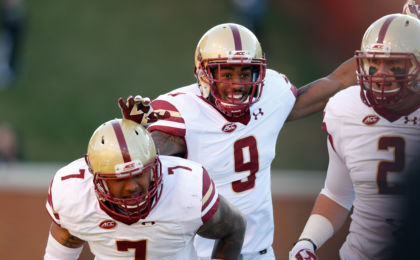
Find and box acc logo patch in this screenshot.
[99,220,117,229]
[362,115,380,125]
[222,123,237,133]
[366,43,391,53]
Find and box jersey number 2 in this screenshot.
[376,136,405,194]
[232,136,259,193]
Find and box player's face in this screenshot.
[106,170,151,200]
[367,58,409,95]
[212,64,253,103]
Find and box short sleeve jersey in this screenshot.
[322,86,420,260]
[46,155,219,260]
[149,69,297,254]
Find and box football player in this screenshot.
[44,119,246,260]
[289,14,420,260]
[403,0,420,19]
[118,22,356,259]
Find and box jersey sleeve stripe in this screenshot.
[150,120,186,129]
[202,181,215,207]
[152,99,179,111]
[148,125,186,137]
[151,100,185,124]
[202,193,220,223]
[201,167,220,223]
[45,204,61,226]
[46,179,61,223]
[154,109,181,117]
[201,167,214,209]
[154,109,184,123]
[151,100,185,122]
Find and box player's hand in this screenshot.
[118,95,170,126]
[289,240,318,260]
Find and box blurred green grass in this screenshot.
[0,0,352,169]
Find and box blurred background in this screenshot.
[0,0,405,169]
[0,0,405,259]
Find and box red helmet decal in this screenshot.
[99,219,117,229]
[222,123,237,133]
[362,115,380,125]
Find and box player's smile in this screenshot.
[224,89,249,103]
[213,64,253,103]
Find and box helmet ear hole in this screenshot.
[196,68,204,78]
[101,136,105,144]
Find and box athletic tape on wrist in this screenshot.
[294,238,317,251]
[299,214,334,250]
[44,233,83,260]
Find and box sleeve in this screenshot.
[148,97,186,137]
[320,93,355,210]
[282,74,298,98]
[201,167,220,223]
[46,178,61,226]
[45,162,89,227]
[44,233,83,260]
[320,140,355,210]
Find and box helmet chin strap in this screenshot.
[215,99,249,118]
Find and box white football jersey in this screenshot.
[46,155,220,260]
[322,86,420,260]
[149,69,297,256]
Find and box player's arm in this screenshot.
[44,222,85,260]
[289,139,353,260]
[289,194,349,260]
[197,195,246,260]
[287,57,357,121]
[151,130,186,157]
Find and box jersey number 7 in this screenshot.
[116,240,147,260]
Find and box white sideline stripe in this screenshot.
[0,162,325,197]
[270,170,325,198]
[0,162,61,191]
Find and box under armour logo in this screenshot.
[404,116,417,125]
[141,221,155,226]
[253,108,264,120]
[168,92,185,97]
